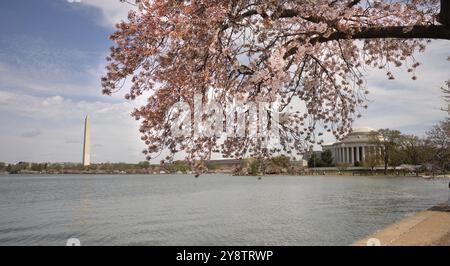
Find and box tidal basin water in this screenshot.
[0,174,448,246]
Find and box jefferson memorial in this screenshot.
[322,127,381,166]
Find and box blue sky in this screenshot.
[0,0,449,164]
[0,0,145,163]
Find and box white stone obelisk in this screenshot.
[82,115,91,166]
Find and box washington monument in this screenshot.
[82,115,91,166]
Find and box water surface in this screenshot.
[0,174,448,246]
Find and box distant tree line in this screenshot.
[243,156,304,176]
[367,127,449,175]
[307,150,334,168]
[0,160,209,175]
[0,161,158,174]
[371,83,450,175]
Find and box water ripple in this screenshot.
[0,174,447,245]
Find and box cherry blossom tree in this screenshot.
[102,0,450,173]
[442,79,450,112]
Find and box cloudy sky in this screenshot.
[0,0,448,164]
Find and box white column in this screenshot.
[362,146,365,162]
[343,148,346,163]
[347,147,350,164]
[357,147,360,162]
[350,147,353,164]
[338,148,341,164]
[332,148,336,164]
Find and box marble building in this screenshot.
[322,127,382,166]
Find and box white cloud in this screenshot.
[76,0,134,27]
[0,91,146,163]
[355,41,449,134]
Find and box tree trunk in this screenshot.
[384,152,389,175]
[384,161,388,175]
[284,25,450,59]
[439,0,450,26]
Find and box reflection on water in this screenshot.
[0,174,448,246]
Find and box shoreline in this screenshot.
[353,203,450,246]
[1,172,449,180]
